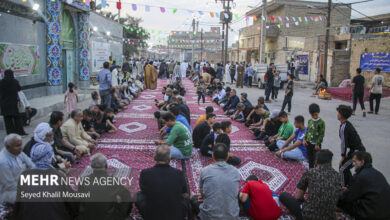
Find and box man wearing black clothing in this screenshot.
[206,63,216,80]
[215,121,241,166]
[122,59,132,74]
[338,151,390,220]
[231,102,254,123]
[200,123,222,157]
[223,89,240,115]
[337,105,366,187]
[352,68,366,117]
[192,114,216,148]
[265,63,275,102]
[136,145,188,220]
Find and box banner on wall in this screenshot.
[91,41,110,73]
[297,55,308,75]
[0,43,40,78]
[360,53,390,72]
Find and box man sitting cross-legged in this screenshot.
[230,102,254,123]
[191,143,241,219]
[247,106,270,129]
[215,121,241,166]
[265,111,294,152]
[274,115,307,161]
[223,89,240,116]
[154,113,192,159]
[239,175,281,220]
[136,145,189,220]
[195,106,214,126]
[192,113,216,148]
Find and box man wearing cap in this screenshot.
[231,103,254,123]
[240,93,252,107]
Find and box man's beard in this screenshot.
[354,161,363,172]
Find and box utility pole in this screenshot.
[192,18,195,65]
[217,0,233,67]
[323,0,331,79]
[221,23,225,64]
[224,0,230,67]
[201,28,203,62]
[259,0,267,63]
[237,31,240,62]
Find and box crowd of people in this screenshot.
[0,57,389,220]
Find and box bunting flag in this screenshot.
[304,16,308,22]
[298,17,302,22]
[310,16,314,21]
[253,15,257,21]
[85,0,90,6]
[262,15,266,20]
[266,25,269,29]
[324,16,327,20]
[224,13,229,19]
[245,15,249,20]
[160,7,165,13]
[270,16,275,21]
[278,16,282,21]
[210,12,214,18]
[123,25,130,30]
[292,16,296,21]
[234,14,239,19]
[145,5,150,12]
[215,12,219,18]
[319,16,323,21]
[173,8,178,13]
[198,11,204,15]
[277,24,281,28]
[295,21,299,26]
[286,16,289,21]
[132,4,137,11]
[101,0,106,8]
[315,16,319,21]
[286,23,290,28]
[116,1,121,10]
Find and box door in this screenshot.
[62,49,75,92]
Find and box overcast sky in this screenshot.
[101,0,390,46]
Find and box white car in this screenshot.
[254,63,288,89]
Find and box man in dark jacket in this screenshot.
[192,114,216,148]
[338,151,390,220]
[122,59,132,74]
[223,89,240,115]
[265,63,275,102]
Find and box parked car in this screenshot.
[254,63,288,89]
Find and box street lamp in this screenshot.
[32,3,40,11]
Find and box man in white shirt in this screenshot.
[213,85,226,104]
[368,68,385,114]
[0,134,35,204]
[180,61,188,78]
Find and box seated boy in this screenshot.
[82,109,100,139]
[103,108,118,133]
[266,111,294,151]
[275,115,307,161]
[200,122,222,157]
[195,106,214,126]
[247,106,270,128]
[215,121,241,166]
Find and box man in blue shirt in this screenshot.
[240,93,252,107]
[167,104,191,132]
[246,64,254,88]
[97,62,112,107]
[275,115,307,160]
[223,89,240,115]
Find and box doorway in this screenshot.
[61,10,76,92]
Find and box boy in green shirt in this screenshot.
[303,103,325,168]
[154,113,192,159]
[266,111,294,151]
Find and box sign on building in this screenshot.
[360,53,390,72]
[297,55,308,75]
[0,43,40,78]
[91,41,110,73]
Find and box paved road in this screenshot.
[229,82,390,181]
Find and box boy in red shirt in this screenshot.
[239,175,281,220]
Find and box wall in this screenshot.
[89,12,123,76]
[350,35,390,88]
[0,4,48,99]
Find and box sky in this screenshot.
[101,0,390,47]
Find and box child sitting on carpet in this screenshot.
[103,108,117,133]
[266,111,294,152]
[215,121,241,166]
[200,122,222,157]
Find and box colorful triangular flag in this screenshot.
[173,8,178,13]
[210,12,214,18]
[198,11,204,15]
[160,7,166,13]
[145,5,150,12]
[132,4,137,11]
[215,12,219,18]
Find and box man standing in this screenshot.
[246,63,254,88]
[280,149,341,220]
[136,145,188,220]
[265,63,275,102]
[236,63,245,88]
[97,62,112,107]
[168,60,175,79]
[338,151,390,220]
[368,68,384,114]
[192,143,241,219]
[229,62,236,84]
[180,61,188,78]
[351,68,366,117]
[0,134,35,204]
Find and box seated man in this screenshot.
[154,113,192,159]
[82,109,100,139]
[212,85,226,104]
[191,143,240,219]
[313,74,328,95]
[200,122,222,157]
[216,121,241,166]
[78,153,132,220]
[239,175,281,220]
[219,87,231,106]
[247,106,270,129]
[61,109,97,156]
[280,149,340,220]
[195,106,213,126]
[266,111,294,151]
[192,113,216,148]
[0,134,35,204]
[136,145,188,220]
[168,104,191,132]
[256,96,269,111]
[240,92,252,107]
[275,115,307,161]
[223,89,240,115]
[231,102,254,123]
[254,110,282,141]
[170,96,190,125]
[338,151,390,220]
